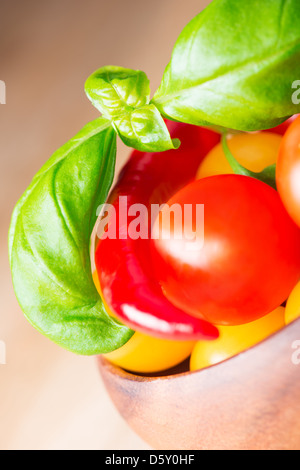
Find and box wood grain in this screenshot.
[99,318,300,450]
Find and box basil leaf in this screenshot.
[9,118,134,355]
[85,66,151,119]
[153,0,300,132]
[85,66,179,152]
[113,104,180,152]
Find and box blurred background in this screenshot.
[0,0,211,450]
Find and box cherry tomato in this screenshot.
[93,271,196,373]
[104,332,196,374]
[190,307,285,371]
[196,132,282,179]
[285,281,300,325]
[151,175,300,326]
[276,115,300,228]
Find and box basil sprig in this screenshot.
[9,118,133,355]
[152,0,300,132]
[85,66,180,152]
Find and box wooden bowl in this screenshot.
[98,318,300,450]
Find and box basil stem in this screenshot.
[222,133,277,190]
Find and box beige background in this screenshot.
[0,0,211,450]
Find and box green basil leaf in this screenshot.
[85,66,178,152]
[153,0,300,132]
[9,118,134,355]
[113,104,180,152]
[85,66,151,119]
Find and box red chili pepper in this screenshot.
[95,121,220,340]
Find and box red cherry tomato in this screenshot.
[276,115,300,228]
[151,175,300,326]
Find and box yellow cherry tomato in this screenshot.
[104,333,196,374]
[92,271,196,373]
[190,307,285,371]
[285,282,300,325]
[196,132,282,179]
